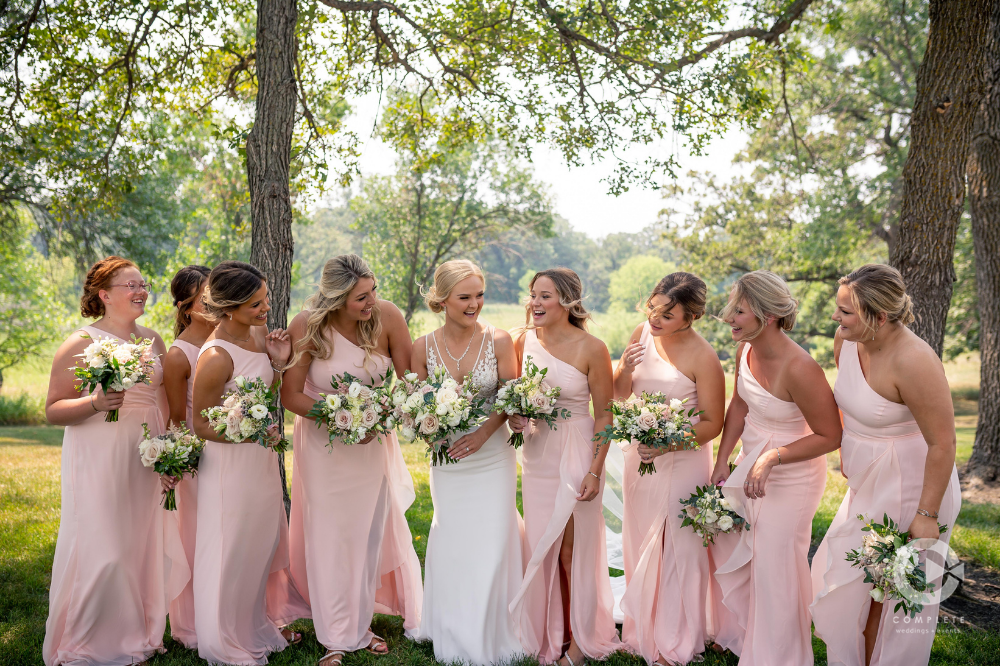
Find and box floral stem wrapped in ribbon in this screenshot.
[595,392,703,475]
[201,375,290,453]
[73,334,157,422]
[846,513,949,617]
[493,355,570,449]
[678,483,748,546]
[306,369,395,446]
[390,366,489,465]
[137,423,205,510]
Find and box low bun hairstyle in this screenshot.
[170,265,211,337]
[423,260,486,313]
[80,256,139,318]
[719,270,798,341]
[525,267,592,331]
[646,272,707,326]
[839,264,915,337]
[203,261,266,322]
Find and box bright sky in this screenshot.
[341,94,748,239]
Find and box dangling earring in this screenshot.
[228,313,232,321]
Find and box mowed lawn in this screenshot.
[2,421,999,666]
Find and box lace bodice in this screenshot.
[427,324,499,408]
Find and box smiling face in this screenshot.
[343,277,378,322]
[528,276,569,328]
[723,295,760,342]
[100,266,148,321]
[832,285,874,342]
[443,275,485,329]
[229,282,270,327]
[647,294,690,337]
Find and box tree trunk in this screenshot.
[968,0,1000,482]
[246,0,297,510]
[889,0,991,355]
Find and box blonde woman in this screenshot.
[281,254,422,666]
[711,270,842,665]
[811,264,960,666]
[409,260,524,665]
[508,268,622,666]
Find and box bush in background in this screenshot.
[0,392,47,426]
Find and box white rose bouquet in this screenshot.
[137,423,205,510]
[201,375,290,453]
[678,484,748,546]
[73,334,157,422]
[595,392,703,475]
[390,366,489,465]
[493,355,571,449]
[845,513,948,617]
[306,369,395,446]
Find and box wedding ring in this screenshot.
[465,448,469,453]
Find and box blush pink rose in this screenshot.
[334,410,354,430]
[636,410,658,431]
[360,408,378,428]
[528,391,552,413]
[419,413,440,435]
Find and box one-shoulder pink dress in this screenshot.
[509,330,622,664]
[44,326,189,666]
[288,328,422,651]
[167,338,201,648]
[620,323,711,665]
[717,344,827,665]
[193,339,308,665]
[810,340,961,666]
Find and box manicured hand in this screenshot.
[160,475,180,491]
[265,328,292,366]
[450,430,487,460]
[621,341,644,371]
[908,513,941,540]
[710,462,731,487]
[743,450,777,499]
[577,472,601,501]
[91,386,125,412]
[509,414,529,433]
[636,443,662,462]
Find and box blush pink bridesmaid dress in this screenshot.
[810,340,961,665]
[167,338,201,648]
[44,326,189,666]
[509,330,622,664]
[287,328,422,652]
[619,323,711,665]
[717,344,827,665]
[193,339,309,665]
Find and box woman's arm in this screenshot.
[612,324,645,399]
[162,347,192,427]
[450,329,517,460]
[191,347,234,442]
[280,312,318,418]
[895,343,957,539]
[507,330,529,433]
[381,301,413,377]
[580,338,614,502]
[711,343,749,485]
[744,354,842,499]
[689,345,727,446]
[45,332,125,426]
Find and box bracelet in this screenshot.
[776,448,782,465]
[270,363,285,374]
[589,471,600,480]
[916,508,939,519]
[90,394,98,412]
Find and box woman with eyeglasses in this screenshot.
[43,256,186,666]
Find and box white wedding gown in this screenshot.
[415,325,526,665]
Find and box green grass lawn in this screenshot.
[2,426,998,666]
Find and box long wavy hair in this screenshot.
[290,254,383,370]
[523,267,592,331]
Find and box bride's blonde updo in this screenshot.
[524,267,593,331]
[719,270,798,341]
[839,264,915,338]
[422,260,486,313]
[290,254,382,369]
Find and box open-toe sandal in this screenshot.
[366,634,389,655]
[318,649,346,666]
[281,628,303,645]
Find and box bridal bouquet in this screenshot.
[73,335,157,422]
[678,484,748,546]
[846,513,948,617]
[596,392,702,475]
[390,366,488,465]
[306,369,395,446]
[493,355,570,449]
[137,423,205,510]
[201,376,290,453]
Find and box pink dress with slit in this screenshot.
[620,322,711,665]
[810,340,961,665]
[43,326,189,666]
[193,339,308,665]
[717,344,827,665]
[509,330,622,664]
[167,338,201,648]
[288,328,422,652]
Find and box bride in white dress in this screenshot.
[411,260,525,665]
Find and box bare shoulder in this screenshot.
[690,334,723,370]
[787,345,827,386]
[198,344,233,372]
[288,309,312,333]
[379,300,406,323]
[629,322,645,345]
[53,329,94,366]
[833,328,845,367]
[891,330,947,383]
[163,346,192,374]
[584,332,611,361]
[510,326,528,350]
[493,327,515,352]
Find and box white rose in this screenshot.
[718,498,732,511]
[669,398,684,412]
[703,509,718,524]
[139,438,164,467]
[447,413,461,427]
[404,372,418,382]
[223,395,239,409]
[356,427,367,440]
[869,587,885,603]
[717,515,734,531]
[437,388,458,405]
[110,381,124,392]
[121,377,135,390]
[234,375,248,389]
[401,426,416,441]
[435,403,449,416]
[392,391,406,406]
[348,382,362,398]
[442,377,458,390]
[113,345,134,364]
[250,404,268,419]
[88,356,106,369]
